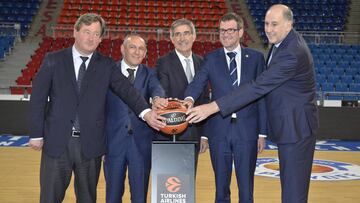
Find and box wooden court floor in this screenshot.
[0,147,359,203]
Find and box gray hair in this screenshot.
[74,13,106,37]
[170,18,196,37]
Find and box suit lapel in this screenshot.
[133,65,146,90]
[192,54,201,73]
[63,48,79,96]
[79,52,99,98]
[240,47,249,85]
[170,51,188,85]
[216,49,233,88]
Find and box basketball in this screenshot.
[157,99,188,135]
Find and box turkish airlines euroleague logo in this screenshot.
[165,176,181,192]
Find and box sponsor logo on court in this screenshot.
[256,157,360,181]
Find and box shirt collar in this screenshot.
[121,59,138,73]
[72,45,93,60]
[175,49,192,62]
[224,44,241,56]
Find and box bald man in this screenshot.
[186,4,318,203]
[104,34,166,203]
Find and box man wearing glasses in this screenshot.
[183,13,267,203]
[155,18,209,166]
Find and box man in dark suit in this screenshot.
[186,5,319,203]
[28,13,165,203]
[184,13,267,203]
[104,34,166,203]
[155,18,209,156]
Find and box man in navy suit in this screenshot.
[155,18,209,157]
[184,13,267,203]
[186,5,319,203]
[28,13,165,203]
[104,34,166,203]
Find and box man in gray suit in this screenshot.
[28,13,165,203]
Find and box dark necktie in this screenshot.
[77,56,88,90]
[73,56,88,131]
[127,68,135,84]
[227,52,238,86]
[268,46,277,65]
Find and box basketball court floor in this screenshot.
[0,136,359,203]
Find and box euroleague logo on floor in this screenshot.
[255,157,360,181]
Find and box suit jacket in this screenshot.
[156,50,208,141]
[106,63,165,158]
[185,47,267,141]
[217,29,319,144]
[29,47,149,159]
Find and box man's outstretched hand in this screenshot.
[186,101,220,123]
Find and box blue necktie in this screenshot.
[227,52,238,86]
[74,56,88,131]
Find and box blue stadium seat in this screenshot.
[349,83,360,92]
[321,82,334,92]
[332,67,345,76]
[351,61,360,69]
[318,67,332,75]
[327,74,340,83]
[341,75,353,84]
[316,74,326,84]
[345,68,358,76]
[354,75,360,83]
[335,83,348,92]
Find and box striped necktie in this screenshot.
[227,52,238,86]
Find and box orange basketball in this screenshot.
[157,99,188,135]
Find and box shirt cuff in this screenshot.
[139,108,152,121]
[30,137,43,140]
[184,96,194,103]
[149,96,160,104]
[259,134,267,138]
[201,136,208,140]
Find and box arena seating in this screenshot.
[0,0,41,37]
[309,44,360,100]
[0,36,15,60]
[246,0,349,43]
[10,37,222,94]
[59,0,228,29]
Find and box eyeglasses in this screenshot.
[173,31,192,38]
[219,28,240,34]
